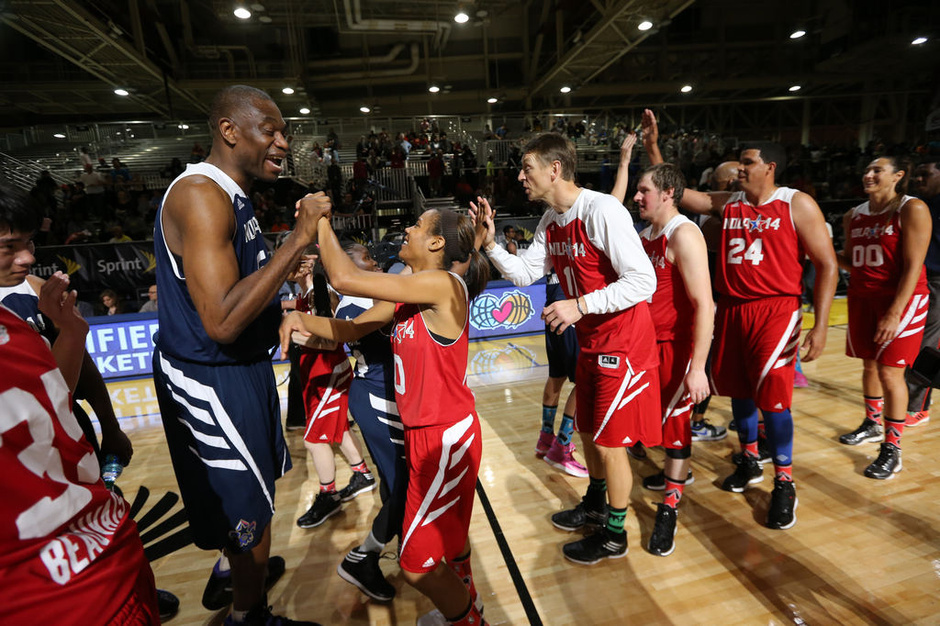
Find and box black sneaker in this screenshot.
[641,470,695,491]
[864,443,902,479]
[337,549,395,602]
[222,605,321,626]
[562,527,628,565]
[728,418,737,431]
[648,503,678,556]
[731,436,772,466]
[766,478,798,529]
[839,418,884,446]
[297,492,342,528]
[721,455,763,492]
[691,419,728,442]
[157,589,180,621]
[202,556,287,611]
[338,471,376,502]
[626,442,646,459]
[551,498,608,531]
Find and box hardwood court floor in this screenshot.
[109,322,939,625]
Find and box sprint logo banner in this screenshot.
[33,241,157,297]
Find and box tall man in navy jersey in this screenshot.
[152,85,329,625]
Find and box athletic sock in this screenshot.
[541,405,558,434]
[216,552,231,574]
[360,531,385,554]
[663,476,686,510]
[774,464,793,482]
[763,408,794,468]
[743,440,759,459]
[350,460,371,475]
[448,551,477,602]
[605,505,627,536]
[586,477,607,510]
[557,414,575,446]
[319,480,336,493]
[884,417,904,449]
[865,396,885,425]
[230,609,249,623]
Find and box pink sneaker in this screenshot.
[535,430,554,458]
[905,411,930,427]
[543,438,589,477]
[794,371,809,388]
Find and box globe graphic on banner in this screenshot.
[470,290,534,330]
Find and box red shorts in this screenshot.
[400,414,482,574]
[847,292,929,367]
[711,296,801,412]
[659,340,693,451]
[575,352,662,448]
[300,347,352,445]
[108,561,159,625]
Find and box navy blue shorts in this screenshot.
[545,324,579,382]
[153,349,291,553]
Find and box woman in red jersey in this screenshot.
[838,156,930,479]
[280,208,489,626]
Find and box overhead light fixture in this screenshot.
[299,107,310,115]
[258,15,272,23]
[638,20,653,31]
[912,36,928,45]
[789,29,806,39]
[234,7,251,19]
[359,106,371,113]
[177,124,190,130]
[454,11,469,23]
[428,85,440,93]
[788,85,801,92]
[114,88,129,96]
[53,133,66,139]
[487,97,498,104]
[680,84,692,93]
[250,2,265,10]
[560,86,571,94]
[282,87,294,95]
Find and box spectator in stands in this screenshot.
[140,284,158,313]
[99,289,125,316]
[109,158,131,184]
[483,125,494,140]
[428,150,444,197]
[390,146,406,169]
[399,133,412,157]
[161,157,185,179]
[78,163,107,211]
[79,145,94,168]
[108,225,132,243]
[503,225,519,255]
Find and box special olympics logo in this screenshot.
[470,290,534,330]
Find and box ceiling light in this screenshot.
[789,29,806,39]
[680,84,692,93]
[234,7,251,19]
[912,36,927,45]
[250,3,265,10]
[53,133,66,139]
[788,85,801,92]
[282,87,294,95]
[360,106,371,113]
[114,88,129,96]
[299,107,310,114]
[454,11,469,23]
[428,85,440,93]
[638,20,653,31]
[258,15,272,23]
[560,86,571,94]
[487,97,498,104]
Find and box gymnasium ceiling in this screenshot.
[0,0,938,127]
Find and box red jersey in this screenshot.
[717,187,804,300]
[0,307,151,624]
[846,196,927,297]
[391,275,476,429]
[545,190,658,369]
[641,214,695,342]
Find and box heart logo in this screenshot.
[492,300,514,323]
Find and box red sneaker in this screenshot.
[905,411,930,428]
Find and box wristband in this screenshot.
[576,297,585,316]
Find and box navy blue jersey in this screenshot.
[335,295,393,384]
[153,163,280,364]
[545,269,566,306]
[0,280,53,341]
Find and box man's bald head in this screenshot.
[208,85,274,138]
[712,161,740,191]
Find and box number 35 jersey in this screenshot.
[717,187,803,300]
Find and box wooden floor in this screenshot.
[101,319,940,625]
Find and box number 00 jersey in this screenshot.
[717,187,803,300]
[846,195,927,297]
[391,275,476,430]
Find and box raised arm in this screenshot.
[164,180,331,343]
[792,192,838,361]
[640,109,663,165]
[875,198,931,344]
[671,223,714,405]
[471,196,550,286]
[36,272,88,393]
[610,132,637,204]
[279,301,395,355]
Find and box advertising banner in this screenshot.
[32,241,158,299]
